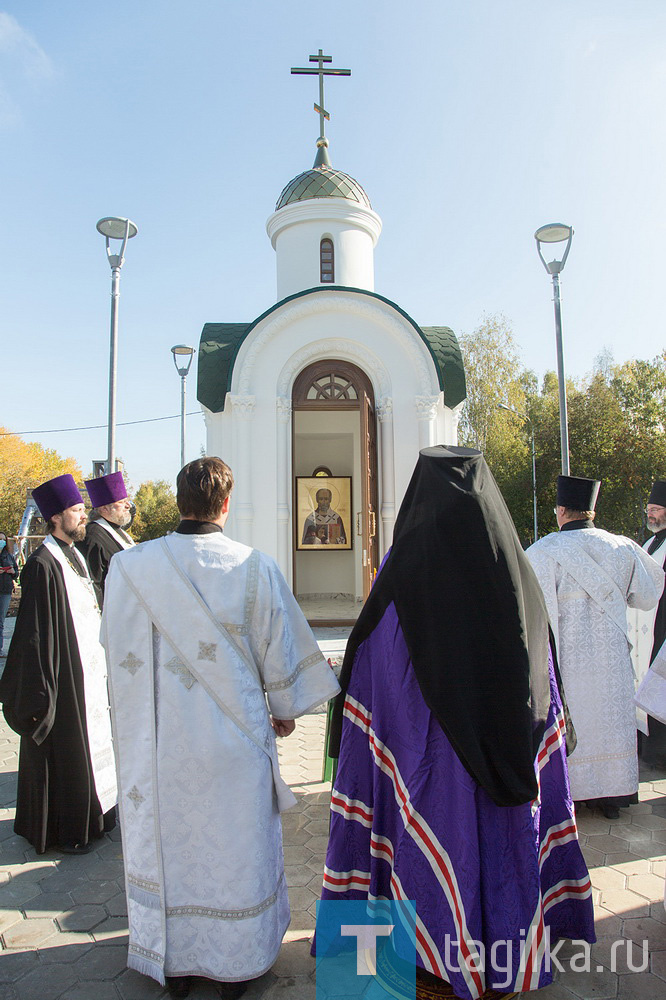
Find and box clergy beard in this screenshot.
[648,519,666,533]
[64,525,86,543]
[107,514,131,528]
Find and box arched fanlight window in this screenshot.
[320,238,334,283]
[293,360,373,409]
[305,373,358,401]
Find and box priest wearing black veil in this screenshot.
[0,474,117,854]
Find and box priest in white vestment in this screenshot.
[627,480,666,763]
[527,475,664,819]
[101,457,340,1000]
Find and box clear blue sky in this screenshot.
[2,1,664,490]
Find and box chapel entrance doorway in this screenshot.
[292,360,378,625]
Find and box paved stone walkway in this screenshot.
[1,611,666,999]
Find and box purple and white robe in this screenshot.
[317,601,595,999]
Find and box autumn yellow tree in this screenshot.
[0,429,82,534]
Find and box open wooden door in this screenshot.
[360,390,379,599]
[292,359,378,622]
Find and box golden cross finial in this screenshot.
[291,49,351,141]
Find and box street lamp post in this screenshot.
[499,402,538,544]
[171,345,196,469]
[96,217,138,476]
[535,223,573,477]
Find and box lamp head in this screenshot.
[96,217,137,270]
[171,344,195,376]
[535,223,573,275]
[96,217,138,240]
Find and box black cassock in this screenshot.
[649,532,666,660]
[0,542,112,853]
[77,520,128,609]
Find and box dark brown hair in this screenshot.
[176,457,234,520]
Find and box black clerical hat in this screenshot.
[556,475,601,511]
[648,481,666,507]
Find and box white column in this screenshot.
[276,397,292,584]
[446,401,464,447]
[377,397,395,557]
[415,395,440,449]
[229,395,255,546]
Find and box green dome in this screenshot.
[276,166,372,211]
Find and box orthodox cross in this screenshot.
[291,49,351,140]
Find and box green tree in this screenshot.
[131,480,180,541]
[529,360,666,539]
[458,315,536,542]
[456,330,666,543]
[458,315,527,453]
[611,352,666,435]
[0,429,82,534]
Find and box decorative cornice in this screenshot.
[276,397,292,423]
[200,405,215,430]
[236,293,437,399]
[198,287,465,415]
[266,200,382,249]
[377,397,393,422]
[228,395,256,419]
[275,339,390,400]
[415,395,440,421]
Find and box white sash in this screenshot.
[119,538,296,812]
[102,536,297,985]
[628,539,666,733]
[636,641,666,725]
[537,532,630,640]
[95,518,135,550]
[43,535,117,813]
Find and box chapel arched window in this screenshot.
[306,373,358,401]
[292,361,372,410]
[320,238,334,283]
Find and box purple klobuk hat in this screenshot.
[85,471,128,509]
[32,474,84,521]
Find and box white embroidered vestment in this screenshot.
[627,536,666,730]
[527,527,663,801]
[101,531,339,986]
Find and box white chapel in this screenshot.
[197,52,466,624]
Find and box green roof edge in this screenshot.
[197,286,466,413]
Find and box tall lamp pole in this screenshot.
[96,217,138,475]
[498,403,538,544]
[171,345,195,469]
[535,223,573,477]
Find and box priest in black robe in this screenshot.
[0,474,117,854]
[638,480,666,766]
[78,470,134,608]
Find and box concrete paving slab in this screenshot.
[2,642,666,999]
